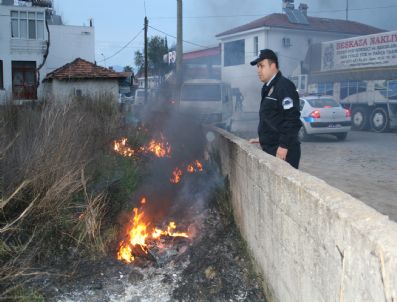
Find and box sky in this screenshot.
[55,0,397,70]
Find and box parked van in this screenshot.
[134,89,146,105]
[178,79,233,127]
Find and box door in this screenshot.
[12,61,37,100]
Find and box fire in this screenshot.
[112,135,171,158]
[170,160,204,184]
[117,198,189,263]
[195,160,203,171]
[170,168,183,184]
[147,139,171,158]
[113,138,135,157]
[152,221,188,239]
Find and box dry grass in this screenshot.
[0,95,137,299]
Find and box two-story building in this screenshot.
[0,0,95,103]
[216,0,384,111]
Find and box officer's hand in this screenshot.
[249,138,259,144]
[276,147,288,161]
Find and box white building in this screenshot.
[0,0,95,102]
[137,76,162,89]
[216,0,384,112]
[43,58,123,101]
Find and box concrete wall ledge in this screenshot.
[208,127,397,302]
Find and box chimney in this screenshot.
[299,3,308,16]
[282,0,295,10]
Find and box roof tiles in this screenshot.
[216,13,384,37]
[44,58,124,81]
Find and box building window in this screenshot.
[340,81,366,100]
[11,10,45,40]
[253,36,259,56]
[224,39,245,67]
[282,37,292,48]
[0,60,3,90]
[317,82,333,96]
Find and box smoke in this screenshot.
[297,0,396,30]
[125,101,223,228]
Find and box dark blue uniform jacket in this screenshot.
[258,71,302,150]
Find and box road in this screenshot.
[231,114,397,222]
[300,130,397,222]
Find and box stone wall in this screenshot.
[209,128,397,302]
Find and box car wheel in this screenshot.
[298,126,310,142]
[370,107,390,133]
[335,132,347,141]
[351,106,369,130]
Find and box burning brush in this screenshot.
[170,160,204,184]
[117,198,189,264]
[113,135,171,159]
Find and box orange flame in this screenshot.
[195,160,203,171]
[113,138,135,157]
[117,207,149,263]
[170,168,183,184]
[152,221,189,239]
[147,139,171,158]
[113,136,171,158]
[170,160,204,184]
[117,199,189,263]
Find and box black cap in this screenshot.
[250,49,278,66]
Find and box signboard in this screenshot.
[321,31,397,71]
[163,51,176,65]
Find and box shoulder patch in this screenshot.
[282,97,293,110]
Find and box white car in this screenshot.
[299,95,351,141]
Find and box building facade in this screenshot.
[0,0,95,103]
[216,1,384,112]
[43,58,123,101]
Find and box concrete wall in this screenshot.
[45,25,95,73]
[43,79,119,101]
[209,128,397,302]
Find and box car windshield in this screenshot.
[181,84,221,102]
[307,98,339,108]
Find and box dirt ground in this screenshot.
[32,172,266,302]
[38,207,266,302]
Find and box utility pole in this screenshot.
[346,0,349,20]
[176,0,183,89]
[144,16,148,104]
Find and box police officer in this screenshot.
[249,49,302,169]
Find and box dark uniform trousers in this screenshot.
[262,144,301,169]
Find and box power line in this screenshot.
[149,4,397,20]
[148,25,210,49]
[97,29,144,62]
[311,4,397,15]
